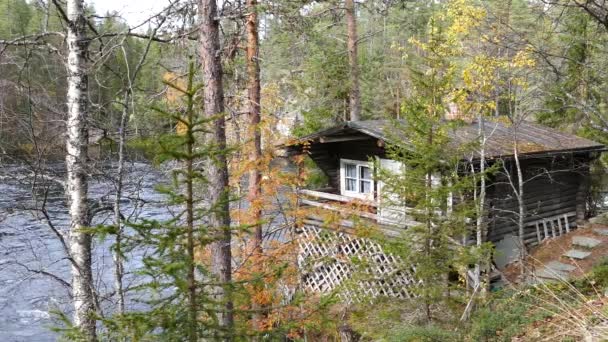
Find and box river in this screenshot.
[0,161,170,341]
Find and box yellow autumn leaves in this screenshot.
[403,0,538,116]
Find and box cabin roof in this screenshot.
[288,119,606,159]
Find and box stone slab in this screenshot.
[563,249,591,260]
[546,261,576,272]
[593,228,608,236]
[535,268,570,281]
[572,236,602,248]
[494,234,520,269]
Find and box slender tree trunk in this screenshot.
[246,0,265,331]
[185,80,197,342]
[474,114,486,293]
[246,0,262,255]
[513,139,526,274]
[198,0,234,335]
[113,33,156,318]
[425,127,433,322]
[65,0,96,338]
[345,0,361,121]
[113,90,129,315]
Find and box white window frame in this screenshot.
[339,158,374,200]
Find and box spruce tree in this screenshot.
[376,14,485,323]
[98,61,234,341]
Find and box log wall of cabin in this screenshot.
[301,136,596,246]
[486,153,591,245]
[306,136,385,191]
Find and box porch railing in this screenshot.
[297,189,419,228]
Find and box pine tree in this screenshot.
[198,0,234,333]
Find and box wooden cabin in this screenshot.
[286,119,605,294]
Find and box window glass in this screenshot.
[360,166,371,180]
[345,163,357,191]
[346,163,357,178]
[346,178,357,191]
[360,180,371,194]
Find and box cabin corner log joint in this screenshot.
[286,119,606,298]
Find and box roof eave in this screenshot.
[483,145,607,161]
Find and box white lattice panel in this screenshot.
[297,224,420,301]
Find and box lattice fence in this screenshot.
[297,223,420,301]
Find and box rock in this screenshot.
[546,261,576,272]
[494,234,521,269]
[563,249,592,260]
[593,228,608,236]
[535,268,570,281]
[572,236,602,249]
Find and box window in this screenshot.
[340,159,374,199]
[345,164,357,191]
[360,165,372,194]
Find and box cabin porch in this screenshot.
[295,188,492,300]
[297,188,421,232]
[296,189,422,300]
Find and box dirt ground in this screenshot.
[503,223,608,283]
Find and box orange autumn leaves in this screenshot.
[162,67,336,337]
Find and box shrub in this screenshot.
[384,325,459,342]
[468,292,534,341]
[591,257,608,288]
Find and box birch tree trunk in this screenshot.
[198,0,234,333]
[113,90,128,315]
[65,0,96,338]
[474,114,486,293]
[345,0,361,121]
[246,0,265,331]
[513,139,527,274]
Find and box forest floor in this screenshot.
[512,297,608,341]
[498,222,608,341]
[503,223,608,283]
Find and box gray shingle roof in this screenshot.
[292,119,605,159]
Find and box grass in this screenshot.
[344,259,608,341]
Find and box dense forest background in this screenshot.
[1,0,608,340]
[2,0,608,150]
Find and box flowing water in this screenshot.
[0,161,170,341]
